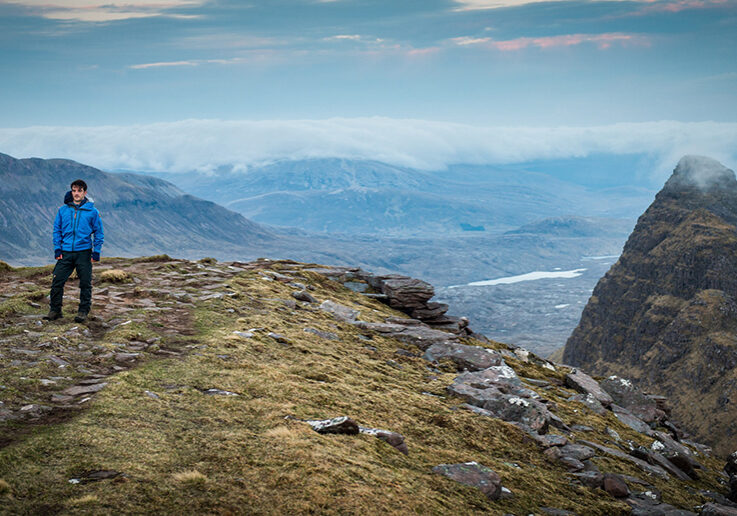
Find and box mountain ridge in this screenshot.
[563,155,737,456]
[0,255,735,514]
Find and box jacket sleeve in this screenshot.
[92,210,104,252]
[53,208,63,250]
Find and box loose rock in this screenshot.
[423,342,503,371]
[306,416,360,435]
[565,369,613,407]
[292,290,317,303]
[603,473,630,498]
[319,300,359,323]
[701,503,737,516]
[432,462,502,500]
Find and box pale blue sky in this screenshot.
[1,0,736,126]
[0,0,736,173]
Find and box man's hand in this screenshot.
[91,251,100,263]
[55,249,62,260]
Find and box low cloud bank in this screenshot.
[0,118,735,178]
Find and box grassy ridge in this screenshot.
[0,259,727,514]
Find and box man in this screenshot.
[44,179,104,323]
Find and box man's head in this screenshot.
[70,179,87,204]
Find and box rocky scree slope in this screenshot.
[563,156,737,458]
[0,256,735,514]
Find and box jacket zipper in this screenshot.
[71,205,78,251]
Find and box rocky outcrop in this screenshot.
[303,266,470,333]
[563,156,737,456]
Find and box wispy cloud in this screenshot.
[129,56,271,69]
[1,119,735,179]
[453,0,573,9]
[631,0,733,15]
[1,0,208,22]
[325,34,363,41]
[453,0,733,10]
[129,60,200,69]
[451,32,648,51]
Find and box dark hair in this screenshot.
[70,179,87,191]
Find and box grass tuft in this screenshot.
[133,254,172,263]
[66,494,99,506]
[172,470,208,485]
[0,478,10,495]
[99,269,131,283]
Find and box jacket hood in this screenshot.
[64,190,93,209]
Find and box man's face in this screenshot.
[71,185,86,203]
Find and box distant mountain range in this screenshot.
[147,158,655,236]
[0,153,283,265]
[1,151,632,355]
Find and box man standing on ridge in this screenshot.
[44,179,104,323]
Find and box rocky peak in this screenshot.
[664,155,737,193]
[654,156,737,228]
[563,156,737,457]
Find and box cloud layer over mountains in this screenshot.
[1,118,736,178]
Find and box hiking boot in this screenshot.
[74,312,89,323]
[43,310,62,321]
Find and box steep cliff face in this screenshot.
[563,156,737,456]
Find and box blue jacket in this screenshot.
[53,192,104,253]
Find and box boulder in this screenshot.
[630,446,692,482]
[699,491,737,509]
[292,290,317,303]
[359,427,409,455]
[701,503,737,516]
[558,444,596,461]
[424,342,503,371]
[376,276,435,311]
[612,404,653,434]
[577,440,670,480]
[355,321,458,351]
[410,301,449,321]
[432,462,502,500]
[565,370,613,407]
[447,383,504,407]
[600,376,660,423]
[558,456,585,471]
[572,471,604,488]
[527,433,568,448]
[480,395,551,434]
[453,364,536,398]
[62,382,107,396]
[650,431,702,479]
[603,473,630,498]
[319,300,359,323]
[306,416,360,435]
[626,492,688,515]
[568,393,607,415]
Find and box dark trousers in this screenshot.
[50,250,93,314]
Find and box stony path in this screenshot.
[0,256,243,447]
